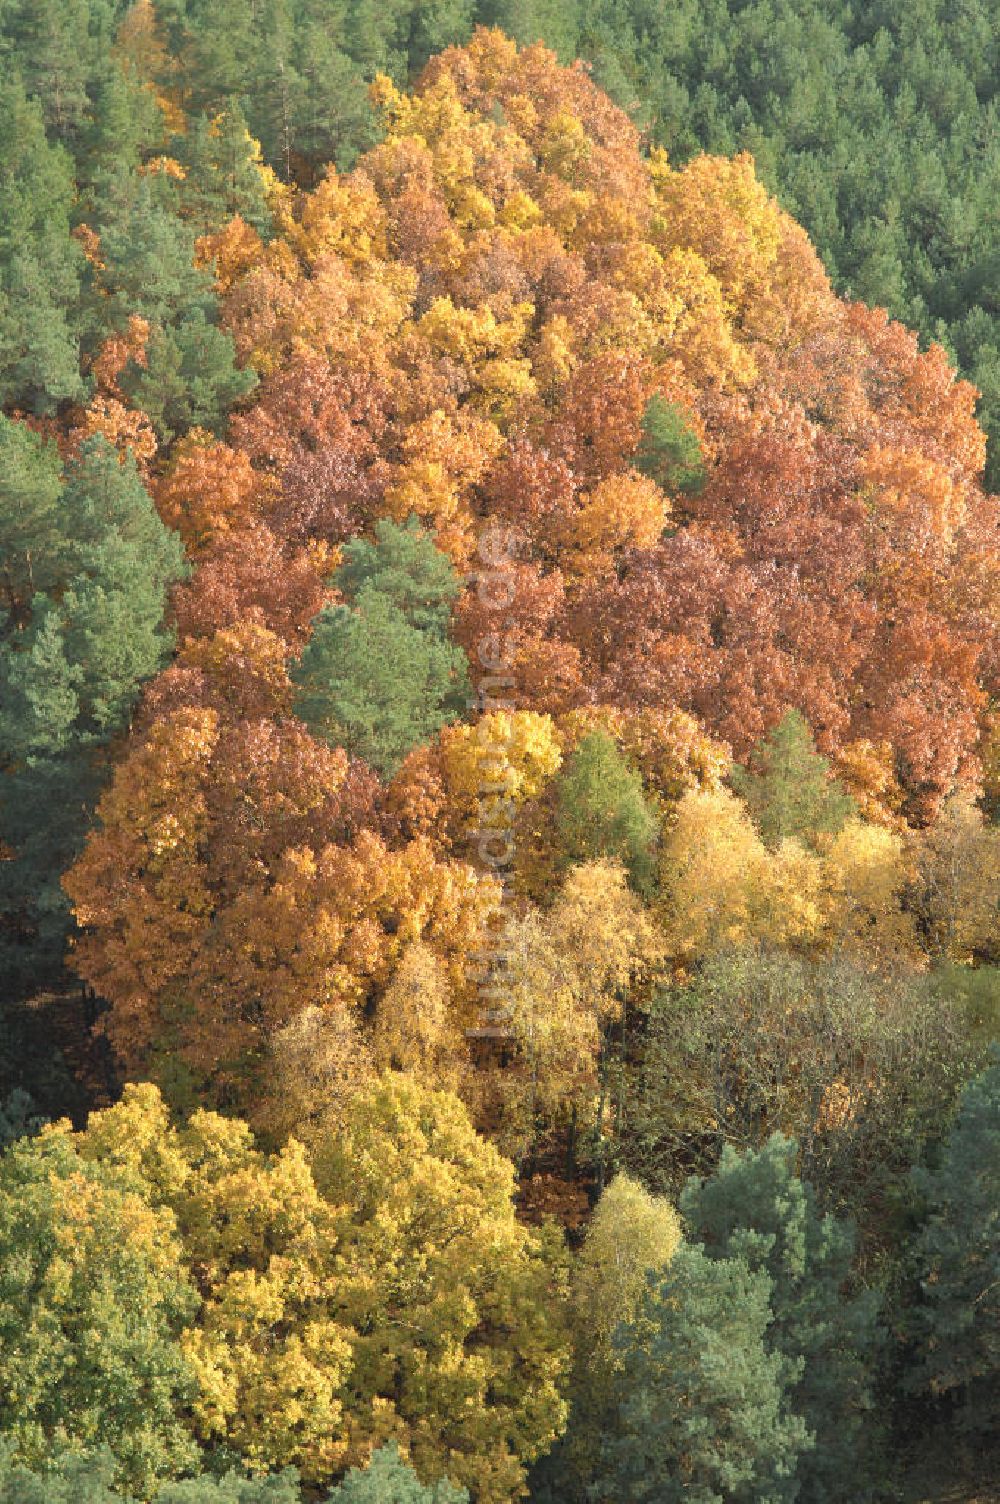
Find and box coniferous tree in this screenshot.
[0,1447,467,1503]
[120,309,256,441]
[732,710,856,850]
[0,80,86,412]
[42,437,187,739]
[172,106,274,235]
[293,520,470,776]
[681,1135,883,1502]
[0,430,185,996]
[156,1469,304,1502]
[908,1057,1000,1441]
[324,1445,468,1503]
[335,518,465,636]
[593,1243,809,1503]
[292,593,469,777]
[634,393,706,498]
[0,0,99,142]
[0,416,66,619]
[554,731,659,893]
[0,1446,121,1504]
[80,63,158,195]
[279,25,377,172]
[91,169,216,329]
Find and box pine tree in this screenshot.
[81,65,152,191]
[324,1445,468,1503]
[0,602,80,759]
[156,1469,303,1502]
[0,80,86,411]
[0,751,109,1000]
[57,437,187,733]
[91,169,216,329]
[593,1243,809,1503]
[634,393,706,497]
[681,1135,883,1501]
[555,731,659,893]
[0,415,66,619]
[0,1446,121,1504]
[0,0,96,142]
[335,517,465,636]
[283,20,377,173]
[121,308,256,441]
[173,106,274,235]
[909,1057,1000,1440]
[292,591,469,776]
[731,710,855,850]
[0,1446,468,1502]
[1,431,185,754]
[0,431,185,996]
[293,520,469,776]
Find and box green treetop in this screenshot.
[0,425,186,997]
[335,517,466,636]
[292,519,470,776]
[634,393,707,499]
[0,79,86,412]
[593,1242,809,1503]
[681,1135,883,1502]
[731,709,855,850]
[0,1127,200,1498]
[909,1056,1000,1441]
[324,1445,468,1503]
[555,730,659,894]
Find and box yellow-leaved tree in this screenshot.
[74,1079,571,1502]
[496,861,664,1162]
[658,786,827,959]
[562,1173,682,1493]
[439,709,564,838]
[307,1074,572,1502]
[909,791,1000,962]
[822,818,917,962]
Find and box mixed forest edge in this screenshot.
[0,5,998,1503]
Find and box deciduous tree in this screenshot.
[0,1122,199,1497]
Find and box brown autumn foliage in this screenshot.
[64,29,998,1141]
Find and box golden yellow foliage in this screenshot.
[823,818,917,961]
[258,1005,375,1142]
[372,940,466,1087]
[497,861,664,1150]
[440,709,564,835]
[573,1172,681,1352]
[909,791,1000,961]
[658,786,770,960]
[561,470,670,577]
[569,1172,682,1484]
[76,1077,564,1496]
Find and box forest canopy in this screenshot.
[0,7,998,1503]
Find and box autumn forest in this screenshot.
[0,3,998,1501]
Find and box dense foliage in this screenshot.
[4,1,1000,483]
[0,8,998,1502]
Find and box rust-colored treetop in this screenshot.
[64,30,999,1117]
[192,29,995,817]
